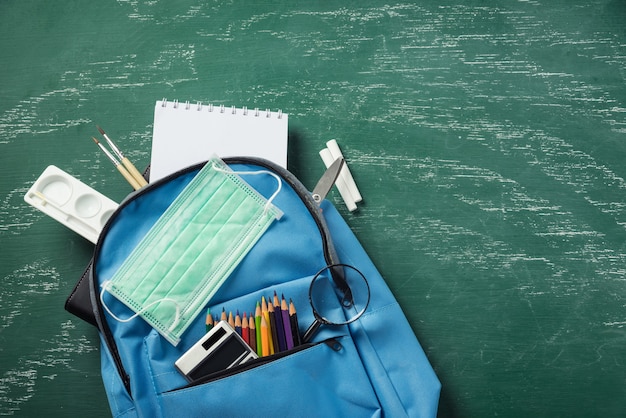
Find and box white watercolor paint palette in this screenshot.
[24,165,119,244]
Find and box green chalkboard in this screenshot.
[1,1,625,416]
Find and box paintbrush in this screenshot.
[96,126,148,187]
[92,137,142,190]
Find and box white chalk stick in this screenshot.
[326,139,362,203]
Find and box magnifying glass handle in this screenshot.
[302,319,323,344]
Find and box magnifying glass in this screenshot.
[302,264,371,343]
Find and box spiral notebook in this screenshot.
[150,99,288,182]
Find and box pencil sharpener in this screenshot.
[175,321,258,383]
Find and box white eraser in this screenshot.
[24,165,119,244]
[319,148,357,212]
[325,139,362,203]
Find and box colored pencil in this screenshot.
[260,316,270,357]
[205,308,213,333]
[281,295,294,350]
[241,312,249,345]
[248,313,257,353]
[273,292,287,352]
[228,311,235,329]
[267,301,280,354]
[221,308,228,322]
[255,302,263,356]
[234,310,242,336]
[261,297,274,355]
[289,299,302,347]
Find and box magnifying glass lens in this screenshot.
[309,264,370,326]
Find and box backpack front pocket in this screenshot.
[158,334,381,417]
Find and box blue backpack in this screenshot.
[70,157,440,417]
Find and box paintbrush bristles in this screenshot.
[92,137,119,166]
[96,125,123,160]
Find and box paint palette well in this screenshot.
[24,165,119,244]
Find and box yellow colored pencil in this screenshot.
[260,315,270,357]
[261,296,274,355]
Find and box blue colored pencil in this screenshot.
[273,292,287,352]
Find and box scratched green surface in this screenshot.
[1,1,626,416]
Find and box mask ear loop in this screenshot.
[211,163,282,213]
[100,281,181,332]
[235,169,282,212]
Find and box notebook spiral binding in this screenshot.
[160,98,283,119]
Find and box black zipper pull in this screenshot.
[324,338,343,352]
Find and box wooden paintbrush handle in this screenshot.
[116,164,141,190]
[121,157,148,187]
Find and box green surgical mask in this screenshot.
[101,157,282,346]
